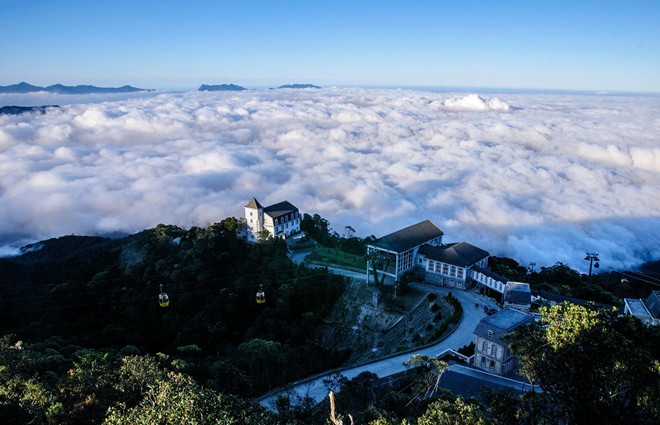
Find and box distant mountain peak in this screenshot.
[0,82,151,94]
[198,84,247,92]
[277,83,321,89]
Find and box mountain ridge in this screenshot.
[0,81,151,94]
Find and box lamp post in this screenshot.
[584,252,600,284]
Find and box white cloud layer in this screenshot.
[1,88,659,271]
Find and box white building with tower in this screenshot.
[244,197,301,242]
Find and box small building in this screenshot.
[244,197,301,242]
[503,282,532,312]
[623,290,660,326]
[473,308,534,375]
[416,242,489,290]
[366,220,444,285]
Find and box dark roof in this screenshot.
[418,242,489,267]
[645,291,660,318]
[245,197,263,209]
[368,220,444,253]
[535,290,614,310]
[504,282,532,306]
[473,308,534,346]
[263,200,298,219]
[472,265,508,283]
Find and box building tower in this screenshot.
[244,197,264,242]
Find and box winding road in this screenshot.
[256,269,526,411]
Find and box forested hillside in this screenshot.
[2,218,659,424]
[0,219,347,423]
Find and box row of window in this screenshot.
[274,212,299,226]
[422,259,465,279]
[277,220,298,232]
[475,272,505,292]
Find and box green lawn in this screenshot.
[306,247,366,269]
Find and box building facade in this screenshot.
[367,220,495,289]
[473,308,534,375]
[244,197,301,242]
[366,220,444,285]
[503,282,532,312]
[472,266,509,294]
[416,242,489,289]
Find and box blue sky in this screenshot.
[1,0,659,92]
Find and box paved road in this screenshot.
[257,278,509,410]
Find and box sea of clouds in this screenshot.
[1,88,659,271]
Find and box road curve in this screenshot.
[257,279,502,411]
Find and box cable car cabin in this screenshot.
[159,292,170,308]
[256,285,266,304]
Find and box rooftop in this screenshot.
[263,200,298,219]
[504,282,532,306]
[645,291,660,317]
[418,242,489,267]
[624,298,653,318]
[368,220,444,253]
[473,308,534,345]
[536,290,615,310]
[245,197,263,209]
[481,308,533,332]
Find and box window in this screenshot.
[442,264,449,275]
[450,266,456,276]
[482,341,487,352]
[491,345,497,356]
[490,360,495,371]
[487,330,493,339]
[481,356,486,367]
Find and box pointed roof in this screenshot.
[245,197,263,209]
[368,220,444,253]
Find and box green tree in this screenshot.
[403,354,449,400]
[507,303,660,425]
[417,397,487,425]
[104,371,274,424]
